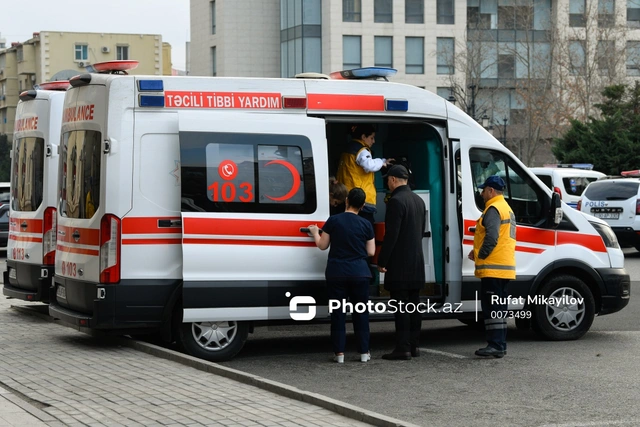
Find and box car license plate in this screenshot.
[8,268,16,280]
[594,213,619,219]
[56,285,66,300]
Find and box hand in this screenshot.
[384,158,395,167]
[377,266,387,273]
[468,250,475,261]
[308,224,319,236]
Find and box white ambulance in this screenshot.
[48,62,629,362]
[4,81,69,302]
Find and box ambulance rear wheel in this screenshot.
[531,275,595,341]
[178,320,249,362]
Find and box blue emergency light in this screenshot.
[139,95,165,107]
[386,99,409,112]
[138,80,164,91]
[330,67,398,80]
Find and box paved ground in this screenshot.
[0,295,378,427]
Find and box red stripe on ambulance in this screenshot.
[9,235,43,243]
[57,225,100,246]
[307,94,385,111]
[9,218,43,233]
[183,218,322,238]
[122,217,181,234]
[164,91,282,109]
[183,238,316,247]
[557,231,606,252]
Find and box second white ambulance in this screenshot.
[4,81,69,302]
[48,62,629,361]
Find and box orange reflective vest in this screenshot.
[473,195,516,279]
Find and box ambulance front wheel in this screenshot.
[178,320,249,362]
[531,275,595,341]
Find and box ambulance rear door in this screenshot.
[178,111,330,323]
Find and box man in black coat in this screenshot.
[377,165,426,360]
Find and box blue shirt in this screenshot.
[322,212,374,279]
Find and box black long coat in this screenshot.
[377,185,426,291]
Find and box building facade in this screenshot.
[0,31,170,138]
[189,0,640,164]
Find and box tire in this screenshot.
[531,275,595,341]
[178,320,249,362]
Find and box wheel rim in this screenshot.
[544,287,586,331]
[191,321,238,352]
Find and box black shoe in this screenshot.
[382,351,412,360]
[411,347,420,357]
[474,346,505,358]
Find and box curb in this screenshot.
[12,304,421,427]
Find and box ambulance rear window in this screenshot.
[180,132,316,214]
[11,137,44,212]
[59,130,101,219]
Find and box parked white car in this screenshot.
[578,173,640,250]
[530,167,605,209]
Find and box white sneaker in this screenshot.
[334,354,344,363]
[360,352,371,363]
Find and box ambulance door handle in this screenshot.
[158,219,182,228]
[468,227,476,233]
[300,227,322,234]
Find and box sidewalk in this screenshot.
[0,292,378,426]
[0,385,47,426]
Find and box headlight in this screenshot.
[590,221,620,249]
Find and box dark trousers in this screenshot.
[390,289,421,353]
[480,277,509,352]
[327,278,370,354]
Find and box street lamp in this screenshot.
[481,114,490,129]
[502,117,508,145]
[468,84,477,120]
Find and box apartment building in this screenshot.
[0,31,170,138]
[190,0,640,163]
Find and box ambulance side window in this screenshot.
[180,132,316,214]
[470,148,547,226]
[11,137,44,212]
[59,130,101,219]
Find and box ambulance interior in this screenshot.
[325,121,445,300]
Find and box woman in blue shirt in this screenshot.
[308,187,375,363]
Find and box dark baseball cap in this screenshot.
[383,165,409,179]
[478,175,506,191]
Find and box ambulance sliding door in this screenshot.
[178,112,330,322]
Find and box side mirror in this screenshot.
[550,192,563,226]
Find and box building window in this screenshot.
[343,0,361,22]
[498,54,515,79]
[598,40,615,75]
[405,37,424,74]
[436,37,454,75]
[406,0,424,23]
[569,40,586,75]
[498,5,533,29]
[374,36,393,68]
[374,0,393,23]
[343,36,361,69]
[627,41,640,75]
[75,44,88,61]
[211,47,217,76]
[569,0,586,26]
[116,46,129,60]
[16,47,23,62]
[629,0,640,27]
[437,0,454,24]
[598,0,615,27]
[211,0,216,34]
[436,87,454,99]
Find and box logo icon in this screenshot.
[218,160,238,181]
[286,292,316,321]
